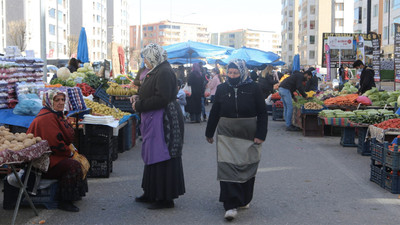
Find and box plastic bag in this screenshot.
[183,83,192,97]
[356,96,372,106]
[13,93,43,116]
[204,87,211,97]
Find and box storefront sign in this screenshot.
[371,33,381,82]
[394,23,400,83]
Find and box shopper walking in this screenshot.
[132,43,185,209]
[353,60,375,94]
[207,68,222,103]
[186,63,205,123]
[205,59,268,221]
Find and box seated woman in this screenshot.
[27,89,87,212]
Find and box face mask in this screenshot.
[227,77,241,86]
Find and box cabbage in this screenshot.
[57,67,71,81]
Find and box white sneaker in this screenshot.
[224,209,237,221]
[239,203,250,209]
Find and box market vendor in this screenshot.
[353,60,375,94]
[278,71,311,131]
[27,89,88,212]
[304,67,318,92]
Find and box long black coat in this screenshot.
[205,82,268,141]
[258,75,278,99]
[186,71,205,114]
[135,61,177,112]
[358,67,376,94]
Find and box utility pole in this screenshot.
[40,0,47,81]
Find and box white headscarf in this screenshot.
[141,43,168,71]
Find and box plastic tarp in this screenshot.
[77,27,89,63]
[220,47,281,67]
[118,46,125,74]
[163,41,233,59]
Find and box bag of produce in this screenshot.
[356,96,372,106]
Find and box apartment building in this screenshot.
[130,20,209,50]
[107,0,129,54]
[281,0,354,70]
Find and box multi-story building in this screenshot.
[211,29,282,55]
[281,0,354,70]
[1,0,70,59]
[355,0,400,59]
[107,0,129,55]
[130,20,209,50]
[281,0,299,68]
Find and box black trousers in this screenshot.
[219,177,255,210]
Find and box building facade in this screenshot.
[281,0,354,70]
[130,20,209,50]
[107,0,129,57]
[211,29,281,55]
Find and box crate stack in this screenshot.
[81,124,116,178]
[272,100,284,121]
[370,138,400,194]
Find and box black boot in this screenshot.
[58,201,79,212]
[135,194,154,203]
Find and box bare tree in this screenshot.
[131,49,141,71]
[67,35,79,58]
[7,20,27,52]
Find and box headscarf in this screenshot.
[42,89,68,113]
[192,63,202,77]
[140,43,168,71]
[226,59,252,87]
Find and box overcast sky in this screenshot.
[128,0,282,33]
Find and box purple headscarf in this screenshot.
[192,63,202,77]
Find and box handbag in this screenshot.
[183,83,192,97]
[70,144,90,179]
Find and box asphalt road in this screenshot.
[2,110,400,225]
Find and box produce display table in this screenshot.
[320,117,357,147]
[0,140,51,225]
[292,107,323,136]
[366,125,400,143]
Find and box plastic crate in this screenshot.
[84,124,113,140]
[111,96,134,113]
[87,156,113,178]
[272,105,284,121]
[94,85,111,106]
[302,114,323,137]
[81,135,116,157]
[3,179,59,210]
[370,160,384,188]
[357,127,371,156]
[385,148,400,170]
[8,125,28,134]
[340,127,357,147]
[371,138,388,164]
[384,169,400,194]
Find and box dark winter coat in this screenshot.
[305,75,318,92]
[258,75,278,99]
[135,60,177,112]
[358,67,376,94]
[186,71,205,114]
[279,71,307,98]
[205,82,268,141]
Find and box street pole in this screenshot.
[56,0,59,59]
[139,0,143,49]
[40,0,47,81]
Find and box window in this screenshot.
[310,21,315,29]
[354,7,362,24]
[335,19,344,27]
[310,5,315,14]
[159,25,171,29]
[289,33,293,40]
[384,26,388,39]
[394,0,400,9]
[58,11,62,21]
[385,0,390,13]
[309,50,315,59]
[49,42,55,51]
[58,0,62,5]
[310,35,315,44]
[289,10,293,17]
[49,8,55,18]
[229,34,235,38]
[393,17,400,36]
[335,3,344,11]
[374,4,378,17]
[63,14,66,23]
[93,27,95,35]
[97,15,101,23]
[289,22,293,31]
[49,24,55,35]
[289,44,292,51]
[93,2,95,9]
[63,30,66,39]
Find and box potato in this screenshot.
[4,140,10,145]
[36,137,42,142]
[23,139,34,148]
[16,135,25,142]
[5,135,14,141]
[10,140,17,144]
[27,133,34,139]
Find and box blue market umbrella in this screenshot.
[220,47,281,68]
[270,60,286,66]
[168,58,206,65]
[292,54,300,72]
[163,41,233,61]
[77,27,89,63]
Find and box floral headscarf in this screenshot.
[141,43,168,71]
[42,89,69,112]
[227,59,252,87]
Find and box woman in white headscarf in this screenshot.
[205,59,268,221]
[132,43,185,209]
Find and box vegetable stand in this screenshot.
[292,106,324,137]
